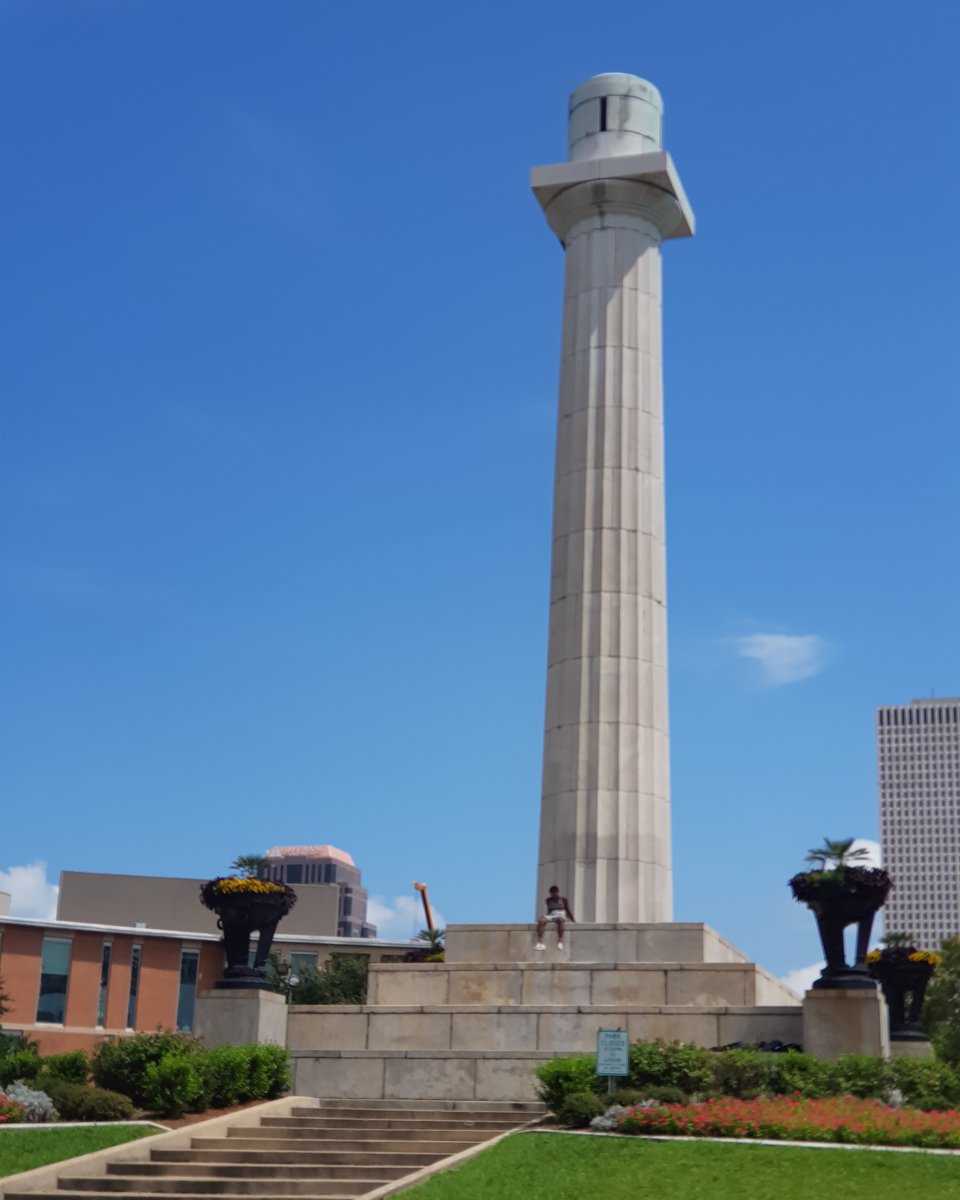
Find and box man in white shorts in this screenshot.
[535,885,575,950]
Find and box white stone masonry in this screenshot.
[533,74,694,923]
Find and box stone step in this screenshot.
[9,1194,360,1200]
[196,1136,478,1155]
[227,1124,491,1142]
[112,1164,409,1181]
[58,1178,380,1196]
[260,1114,518,1131]
[298,1100,543,1114]
[291,1104,537,1119]
[157,1150,443,1169]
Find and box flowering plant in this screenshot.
[200,876,296,909]
[617,1094,960,1149]
[0,1094,26,1123]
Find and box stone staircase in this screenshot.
[3,1100,543,1200]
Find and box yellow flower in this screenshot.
[908,950,942,966]
[211,877,286,896]
[866,951,881,963]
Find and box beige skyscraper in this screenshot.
[878,698,960,948]
[533,74,693,922]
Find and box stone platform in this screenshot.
[289,924,801,1102]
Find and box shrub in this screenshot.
[609,1087,660,1108]
[766,1050,834,1098]
[888,1056,960,1112]
[629,1041,714,1095]
[204,1046,250,1108]
[291,956,368,1005]
[42,1051,90,1085]
[3,1082,57,1122]
[829,1054,889,1100]
[535,1055,599,1113]
[92,1032,197,1106]
[77,1087,136,1122]
[0,1047,42,1088]
[0,1094,26,1123]
[559,1090,606,1128]
[143,1053,205,1118]
[35,1077,89,1120]
[246,1044,290,1099]
[709,1048,769,1099]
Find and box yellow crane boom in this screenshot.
[413,881,435,932]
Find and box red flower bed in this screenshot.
[618,1095,960,1149]
[0,1094,26,1123]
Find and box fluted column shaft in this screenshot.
[536,182,673,923]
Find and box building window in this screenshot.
[290,952,316,976]
[96,942,112,1027]
[176,950,200,1032]
[127,945,142,1029]
[286,864,303,884]
[36,938,72,1024]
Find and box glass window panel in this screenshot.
[290,953,316,974]
[176,950,200,1032]
[126,945,142,1029]
[96,942,112,1027]
[36,938,72,1023]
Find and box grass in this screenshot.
[0,1126,156,1178]
[397,1132,960,1199]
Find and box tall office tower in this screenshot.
[878,699,960,949]
[533,74,693,921]
[264,845,377,938]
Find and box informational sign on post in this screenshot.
[596,1028,629,1078]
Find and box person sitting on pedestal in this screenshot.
[535,885,575,950]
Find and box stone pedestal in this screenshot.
[890,1038,933,1059]
[194,987,288,1048]
[803,987,889,1060]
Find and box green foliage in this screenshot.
[291,955,369,1005]
[0,1046,42,1088]
[922,935,960,1063]
[766,1051,834,1098]
[34,1077,89,1120]
[559,1090,606,1127]
[628,1041,714,1095]
[92,1032,197,1106]
[534,1055,599,1112]
[230,854,270,879]
[708,1048,768,1099]
[202,1045,250,1108]
[0,1127,154,1178]
[76,1088,135,1122]
[143,1053,205,1118]
[245,1044,291,1099]
[536,1039,960,1117]
[42,1051,90,1085]
[804,837,870,870]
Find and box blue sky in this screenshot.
[1,1,958,981]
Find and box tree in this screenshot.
[416,928,446,954]
[922,935,960,1062]
[804,837,871,871]
[230,854,270,879]
[266,952,368,1005]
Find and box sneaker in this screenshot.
[534,942,546,951]
[557,942,564,950]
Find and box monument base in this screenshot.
[194,987,288,1048]
[803,987,889,1060]
[890,1037,933,1059]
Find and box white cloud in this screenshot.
[0,862,59,920]
[851,838,882,867]
[367,894,447,942]
[780,961,824,996]
[737,633,827,686]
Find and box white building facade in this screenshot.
[878,698,960,948]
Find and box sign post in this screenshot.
[595,1027,629,1097]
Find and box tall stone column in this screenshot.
[533,74,694,923]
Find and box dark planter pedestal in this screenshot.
[805,893,884,991]
[869,960,935,1040]
[206,891,296,991]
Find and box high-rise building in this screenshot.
[878,699,960,949]
[264,845,376,938]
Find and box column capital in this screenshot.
[532,150,694,245]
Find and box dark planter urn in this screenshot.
[789,868,893,991]
[868,955,936,1040]
[200,882,297,990]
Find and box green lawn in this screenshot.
[398,1132,960,1199]
[0,1127,156,1178]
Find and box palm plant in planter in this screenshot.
[789,837,892,990]
[200,855,297,989]
[867,932,941,1039]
